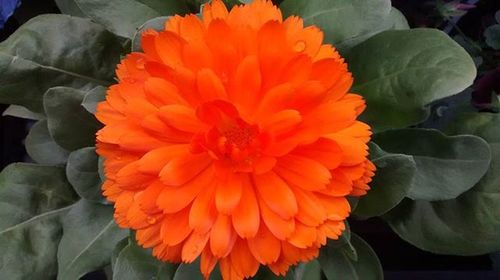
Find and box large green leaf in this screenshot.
[173,261,204,280]
[25,120,71,165]
[44,87,101,151]
[346,28,476,131]
[113,238,177,280]
[319,234,383,280]
[81,86,106,114]
[57,200,127,280]
[374,129,491,201]
[280,0,392,52]
[0,164,77,279]
[0,15,122,113]
[2,105,44,120]
[384,113,500,255]
[66,147,106,204]
[72,0,189,38]
[54,0,86,16]
[354,143,416,218]
[294,260,322,280]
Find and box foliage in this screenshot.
[0,0,497,279]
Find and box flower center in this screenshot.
[193,100,269,172]
[216,119,259,162]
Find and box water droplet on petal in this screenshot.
[294,40,306,52]
[147,216,156,224]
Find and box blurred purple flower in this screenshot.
[438,0,476,18]
[0,0,21,29]
[455,3,476,11]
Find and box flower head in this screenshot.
[96,0,375,278]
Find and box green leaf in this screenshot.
[66,147,106,204]
[319,234,383,280]
[0,163,77,279]
[485,24,500,50]
[57,200,128,280]
[25,120,71,165]
[2,105,44,120]
[384,113,500,255]
[0,15,122,113]
[111,237,129,271]
[113,238,177,280]
[294,260,322,280]
[346,28,476,131]
[385,8,409,30]
[280,0,392,52]
[374,128,491,201]
[132,16,170,52]
[44,87,102,151]
[54,0,86,16]
[173,261,204,280]
[354,143,416,218]
[82,86,106,114]
[73,0,189,38]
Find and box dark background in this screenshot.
[1,0,500,279]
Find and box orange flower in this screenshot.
[95,0,375,278]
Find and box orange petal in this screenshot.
[189,181,218,233]
[253,171,298,219]
[159,152,211,186]
[275,155,331,191]
[247,223,281,264]
[291,186,327,227]
[152,242,183,263]
[137,180,164,214]
[318,169,353,197]
[182,231,210,263]
[215,173,243,215]
[230,238,260,278]
[231,55,262,114]
[260,110,302,136]
[155,31,185,67]
[292,138,342,169]
[157,168,214,213]
[232,177,260,238]
[158,104,206,133]
[287,222,317,249]
[259,196,295,240]
[144,77,186,106]
[136,222,162,248]
[116,161,154,190]
[138,144,189,174]
[179,14,205,42]
[141,29,161,61]
[160,208,192,246]
[202,0,229,25]
[320,220,346,239]
[316,194,351,221]
[197,68,227,101]
[201,248,218,279]
[326,134,368,166]
[210,214,236,258]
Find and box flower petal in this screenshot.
[159,153,211,186]
[247,224,281,264]
[253,171,298,219]
[232,177,260,238]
